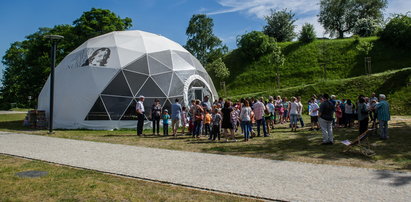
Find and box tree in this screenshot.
[318,0,387,38]
[352,18,380,37]
[298,23,317,43]
[379,13,411,48]
[184,14,226,66]
[263,9,297,42]
[1,8,133,107]
[73,8,132,44]
[236,31,277,61]
[206,58,230,81]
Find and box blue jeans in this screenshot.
[298,115,305,127]
[256,119,268,136]
[193,120,202,137]
[290,114,298,126]
[379,120,388,139]
[242,121,251,140]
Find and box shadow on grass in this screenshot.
[202,121,411,168]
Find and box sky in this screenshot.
[0,0,409,85]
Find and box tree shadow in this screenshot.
[373,170,411,186]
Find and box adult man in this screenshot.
[375,94,390,140]
[253,97,268,137]
[171,98,182,137]
[318,94,335,145]
[135,95,145,136]
[202,95,212,111]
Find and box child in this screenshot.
[181,106,187,135]
[162,109,170,136]
[204,110,212,139]
[211,108,222,141]
[335,101,343,127]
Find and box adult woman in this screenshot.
[240,100,252,141]
[357,97,369,135]
[193,100,204,138]
[344,99,355,128]
[288,97,300,132]
[151,99,162,135]
[222,101,236,141]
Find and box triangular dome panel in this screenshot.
[137,78,166,98]
[85,96,110,120]
[120,99,138,120]
[149,50,173,69]
[101,95,133,120]
[101,71,133,97]
[151,72,173,97]
[124,55,149,75]
[168,73,185,97]
[123,70,149,96]
[148,56,172,75]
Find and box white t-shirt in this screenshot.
[297,101,303,115]
[309,103,319,116]
[136,101,145,113]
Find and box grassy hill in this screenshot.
[227,67,411,115]
[223,37,411,96]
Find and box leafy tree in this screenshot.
[206,58,230,81]
[379,13,411,48]
[298,23,317,43]
[352,18,380,37]
[1,8,133,107]
[184,14,226,66]
[73,8,132,44]
[318,0,387,38]
[236,31,277,61]
[263,9,297,42]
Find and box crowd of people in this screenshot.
[135,92,391,144]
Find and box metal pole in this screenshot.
[44,35,63,133]
[49,41,56,133]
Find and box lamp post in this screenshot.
[44,35,64,133]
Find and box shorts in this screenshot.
[283,110,288,118]
[310,116,318,123]
[270,113,275,120]
[172,119,180,128]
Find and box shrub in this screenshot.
[298,23,316,43]
[380,14,411,48]
[352,18,380,37]
[236,31,276,61]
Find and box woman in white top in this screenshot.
[288,97,300,132]
[240,100,252,141]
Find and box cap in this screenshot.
[164,109,168,112]
[139,95,145,99]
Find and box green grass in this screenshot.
[0,155,257,201]
[223,37,411,97]
[2,113,411,171]
[228,67,411,115]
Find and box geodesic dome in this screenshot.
[38,30,218,129]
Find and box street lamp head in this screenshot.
[44,35,64,40]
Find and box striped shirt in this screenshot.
[376,100,390,121]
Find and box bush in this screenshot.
[236,31,276,61]
[298,23,316,43]
[380,14,411,48]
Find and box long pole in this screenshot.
[49,41,56,133]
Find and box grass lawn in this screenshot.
[1,113,410,171]
[0,154,257,201]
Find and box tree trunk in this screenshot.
[338,30,344,39]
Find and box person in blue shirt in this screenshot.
[162,109,170,136]
[171,99,182,137]
[374,94,390,140]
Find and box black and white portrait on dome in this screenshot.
[82,48,111,67]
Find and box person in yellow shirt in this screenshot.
[204,110,212,140]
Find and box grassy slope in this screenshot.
[223,37,411,96]
[228,68,411,115]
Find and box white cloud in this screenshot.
[208,0,318,18]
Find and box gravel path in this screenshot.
[0,132,410,201]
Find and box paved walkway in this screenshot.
[0,132,410,201]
